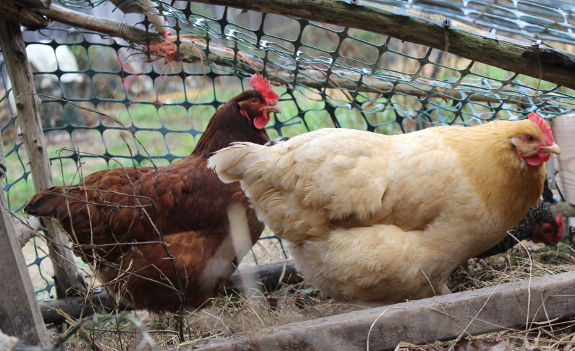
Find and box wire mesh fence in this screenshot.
[1,0,574,299]
[365,0,575,45]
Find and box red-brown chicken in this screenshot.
[25,74,279,313]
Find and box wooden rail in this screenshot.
[192,271,575,351]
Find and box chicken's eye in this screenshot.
[526,135,534,142]
[249,98,259,104]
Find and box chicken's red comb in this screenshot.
[555,214,563,242]
[250,74,278,105]
[528,112,555,143]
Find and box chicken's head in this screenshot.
[532,214,563,245]
[511,112,561,166]
[237,74,280,129]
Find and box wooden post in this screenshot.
[0,126,49,346]
[0,19,86,298]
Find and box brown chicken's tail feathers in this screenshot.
[24,186,66,217]
[208,142,265,183]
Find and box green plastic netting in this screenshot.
[1,0,574,298]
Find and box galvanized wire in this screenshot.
[363,0,575,45]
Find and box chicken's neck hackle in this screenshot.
[443,118,554,227]
[193,94,270,158]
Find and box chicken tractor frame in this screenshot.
[1,0,575,349]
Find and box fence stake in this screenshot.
[0,116,49,346]
[0,19,86,298]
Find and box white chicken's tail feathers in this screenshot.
[208,142,265,183]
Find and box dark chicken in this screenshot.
[25,74,279,313]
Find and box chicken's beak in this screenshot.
[541,142,561,155]
[263,105,281,114]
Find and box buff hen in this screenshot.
[208,113,560,305]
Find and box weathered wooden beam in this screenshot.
[37,3,152,42]
[13,214,41,247]
[0,330,53,351]
[0,19,86,298]
[190,271,575,351]
[39,290,129,325]
[551,201,575,218]
[136,0,170,35]
[225,259,300,293]
[412,0,575,29]
[0,0,50,27]
[185,0,575,91]
[0,133,49,346]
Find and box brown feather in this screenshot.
[25,89,274,313]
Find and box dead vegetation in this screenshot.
[53,281,366,350]
[38,240,574,351]
[2,2,573,349]
[448,241,575,293]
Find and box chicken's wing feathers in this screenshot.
[210,129,394,240]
